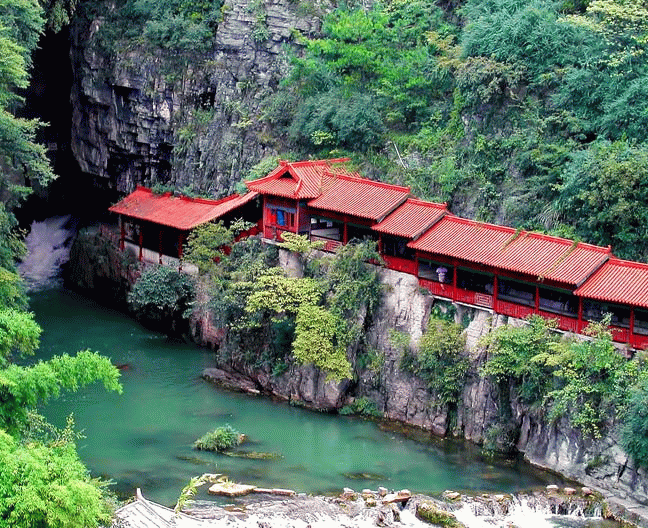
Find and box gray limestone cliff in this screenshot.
[66,237,648,521]
[69,0,329,194]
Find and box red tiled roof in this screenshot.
[308,173,410,221]
[409,216,519,265]
[410,216,611,286]
[575,259,648,308]
[491,233,611,286]
[372,198,447,239]
[109,187,258,230]
[245,158,355,199]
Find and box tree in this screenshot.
[555,139,648,261]
[535,319,636,437]
[292,304,352,382]
[621,377,648,469]
[0,429,114,528]
[480,315,558,405]
[401,317,468,405]
[184,219,253,275]
[127,265,195,331]
[0,0,55,201]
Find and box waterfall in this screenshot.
[17,215,75,290]
[453,494,607,528]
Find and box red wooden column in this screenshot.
[296,200,301,234]
[493,275,499,311]
[534,285,540,314]
[630,307,636,348]
[343,217,348,245]
[119,217,125,251]
[452,260,458,302]
[178,233,184,272]
[378,234,383,256]
[158,229,163,264]
[577,297,584,332]
[138,228,143,262]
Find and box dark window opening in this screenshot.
[457,269,493,295]
[583,300,631,328]
[419,260,454,284]
[635,309,648,335]
[347,224,375,242]
[538,287,578,317]
[498,278,536,307]
[382,235,413,259]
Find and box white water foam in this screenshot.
[453,497,605,528]
[17,215,74,290]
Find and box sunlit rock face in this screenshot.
[69,0,330,195]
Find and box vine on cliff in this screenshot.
[481,315,643,439]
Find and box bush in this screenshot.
[339,397,381,417]
[194,425,242,452]
[401,318,468,405]
[621,378,648,468]
[480,315,557,405]
[289,89,386,152]
[127,266,195,328]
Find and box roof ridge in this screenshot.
[406,197,448,209]
[538,239,579,281]
[445,215,518,233]
[179,194,240,205]
[289,157,351,167]
[331,172,410,192]
[607,257,648,269]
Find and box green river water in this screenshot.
[31,287,567,508]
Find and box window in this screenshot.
[582,300,630,328]
[635,309,648,335]
[382,235,413,259]
[538,287,577,316]
[419,260,454,284]
[456,269,493,294]
[498,279,536,307]
[271,208,295,229]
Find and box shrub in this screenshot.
[620,379,648,468]
[480,315,558,405]
[339,397,381,417]
[401,318,468,405]
[194,425,242,452]
[289,89,386,152]
[127,265,195,327]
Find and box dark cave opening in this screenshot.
[16,28,112,226]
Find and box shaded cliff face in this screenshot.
[69,0,328,195]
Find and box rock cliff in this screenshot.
[69,0,328,194]
[66,236,648,521]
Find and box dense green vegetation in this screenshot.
[0,211,122,526]
[0,1,123,523]
[0,0,55,205]
[194,424,242,452]
[185,229,381,382]
[259,0,648,261]
[399,318,469,406]
[127,264,195,331]
[480,316,648,458]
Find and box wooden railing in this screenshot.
[310,234,343,253]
